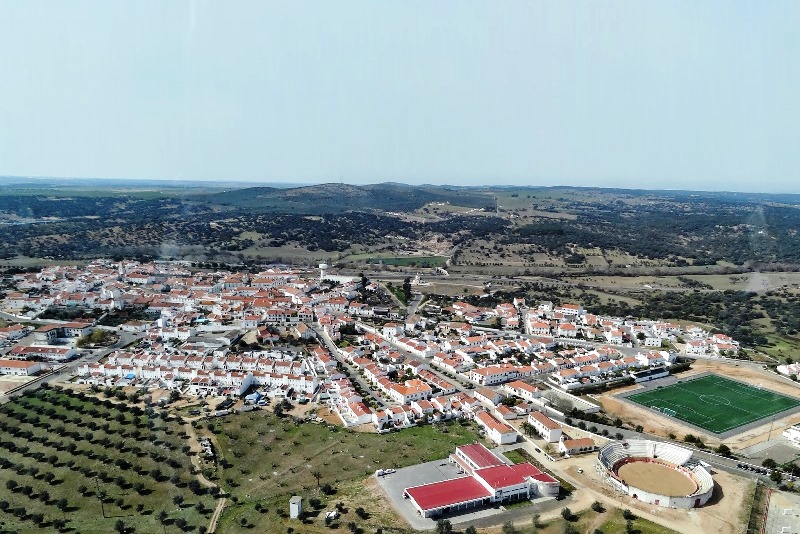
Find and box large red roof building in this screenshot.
[403,443,559,518]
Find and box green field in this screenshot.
[365,256,447,267]
[627,374,800,434]
[204,411,482,534]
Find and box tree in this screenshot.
[402,277,412,302]
[591,501,605,513]
[157,510,169,523]
[715,444,732,457]
[54,497,68,512]
[436,519,453,534]
[622,509,636,521]
[501,522,518,534]
[465,527,478,534]
[561,507,576,521]
[114,519,126,533]
[763,458,778,469]
[311,469,322,488]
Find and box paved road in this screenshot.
[312,325,387,409]
[405,293,424,319]
[0,310,63,325]
[558,417,782,485]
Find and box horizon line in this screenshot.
[1,174,799,197]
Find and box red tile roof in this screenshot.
[405,477,491,511]
[475,463,541,489]
[456,443,504,469]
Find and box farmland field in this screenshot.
[365,256,447,267]
[0,386,217,534]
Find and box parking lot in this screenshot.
[765,490,800,534]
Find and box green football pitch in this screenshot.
[627,374,800,434]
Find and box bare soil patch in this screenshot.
[616,461,696,496]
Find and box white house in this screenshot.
[528,411,562,443]
[558,437,597,456]
[475,411,518,445]
[504,380,542,402]
[0,359,44,376]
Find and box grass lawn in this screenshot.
[758,331,800,360]
[627,374,800,434]
[502,448,528,465]
[528,507,679,534]
[593,508,680,534]
[204,411,482,533]
[0,386,217,533]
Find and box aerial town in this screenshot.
[3,258,796,533]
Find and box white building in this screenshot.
[783,425,800,447]
[475,411,518,445]
[528,411,562,443]
[0,359,44,376]
[289,496,302,519]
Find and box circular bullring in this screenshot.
[616,458,697,496]
[596,439,714,508]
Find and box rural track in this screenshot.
[208,497,227,533]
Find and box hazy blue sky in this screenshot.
[1,2,798,192]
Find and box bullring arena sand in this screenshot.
[597,359,800,449]
[551,458,756,534]
[616,461,697,496]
